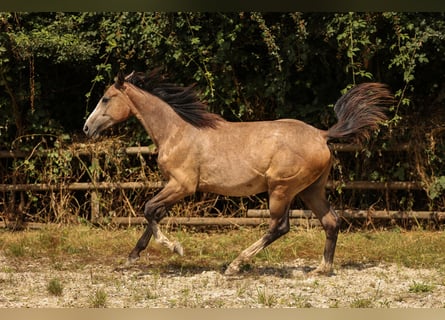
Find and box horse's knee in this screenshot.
[143,201,153,218]
[144,201,166,222]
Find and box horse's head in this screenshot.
[83,72,133,138]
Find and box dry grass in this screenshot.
[1,224,445,273]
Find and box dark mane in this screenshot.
[123,69,223,128]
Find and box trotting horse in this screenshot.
[83,70,393,275]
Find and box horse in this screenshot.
[83,69,393,275]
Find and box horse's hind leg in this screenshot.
[299,174,340,275]
[225,186,292,276]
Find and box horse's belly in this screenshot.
[198,174,268,197]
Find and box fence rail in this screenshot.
[0,145,159,159]
[111,209,445,227]
[0,143,411,158]
[0,180,423,193]
[1,142,434,227]
[0,181,164,192]
[3,208,444,230]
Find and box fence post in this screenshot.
[90,154,100,223]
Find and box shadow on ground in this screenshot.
[113,259,379,279]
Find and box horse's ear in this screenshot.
[114,71,126,89]
[125,71,135,81]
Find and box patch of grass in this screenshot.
[290,293,312,308]
[350,298,374,308]
[47,278,64,296]
[7,242,26,257]
[89,288,108,308]
[1,266,15,273]
[408,281,435,293]
[167,287,202,307]
[144,288,159,300]
[256,286,277,307]
[336,230,445,269]
[235,282,248,298]
[132,285,159,304]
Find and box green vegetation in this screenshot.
[7,242,26,257]
[256,286,278,307]
[408,281,435,294]
[350,298,374,308]
[89,288,108,308]
[47,277,64,296]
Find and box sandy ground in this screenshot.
[1,254,444,308]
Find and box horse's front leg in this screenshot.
[127,224,153,265]
[126,179,192,265]
[151,219,183,256]
[126,203,182,265]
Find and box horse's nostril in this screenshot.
[83,125,89,134]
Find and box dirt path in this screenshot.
[1,254,444,308]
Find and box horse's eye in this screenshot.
[102,97,110,104]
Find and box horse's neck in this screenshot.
[125,85,186,148]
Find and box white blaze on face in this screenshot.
[83,97,113,138]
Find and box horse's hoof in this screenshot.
[224,264,240,276]
[308,264,334,277]
[125,255,139,267]
[173,242,184,256]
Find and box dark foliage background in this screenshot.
[1,12,444,223]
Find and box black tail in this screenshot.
[327,83,394,144]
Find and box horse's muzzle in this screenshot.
[83,124,96,138]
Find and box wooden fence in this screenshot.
[1,143,442,228]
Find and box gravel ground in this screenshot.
[1,254,444,308]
